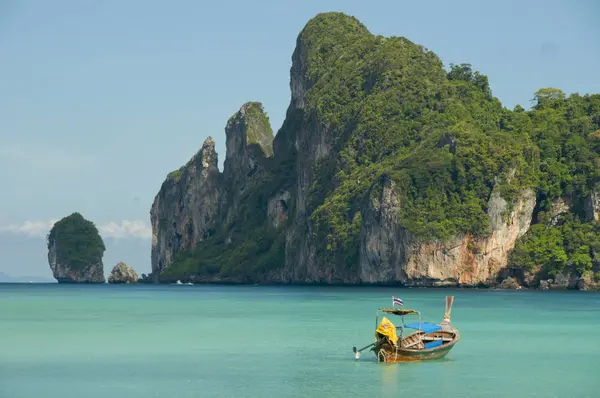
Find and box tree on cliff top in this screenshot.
[47,212,106,270]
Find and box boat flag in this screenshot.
[392,296,403,306]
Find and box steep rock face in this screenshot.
[269,15,369,284]
[359,178,408,284]
[222,102,274,223]
[48,239,105,283]
[549,196,572,225]
[405,188,535,286]
[150,104,274,277]
[108,261,139,284]
[267,190,292,229]
[275,119,331,283]
[47,212,105,283]
[359,178,536,286]
[150,137,222,275]
[584,182,600,222]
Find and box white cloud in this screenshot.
[0,220,58,237]
[0,219,152,239]
[98,220,152,239]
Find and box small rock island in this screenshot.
[108,261,139,284]
[47,212,106,283]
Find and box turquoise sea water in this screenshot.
[1,284,599,398]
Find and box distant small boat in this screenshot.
[353,296,460,362]
[171,280,193,286]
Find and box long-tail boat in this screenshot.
[352,296,460,362]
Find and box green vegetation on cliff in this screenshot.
[507,91,600,280]
[301,14,536,257]
[47,212,106,270]
[161,104,287,282]
[158,12,600,284]
[240,102,274,156]
[509,218,600,279]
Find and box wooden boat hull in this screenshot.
[371,329,460,363]
[375,342,455,362]
[355,297,460,363]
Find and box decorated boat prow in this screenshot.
[353,296,460,362]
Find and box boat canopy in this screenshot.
[378,308,420,316]
[403,322,441,333]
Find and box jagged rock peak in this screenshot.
[151,134,223,276]
[199,136,218,169]
[108,261,139,284]
[202,135,216,153]
[166,136,219,182]
[226,102,274,158]
[584,181,600,222]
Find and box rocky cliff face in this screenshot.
[108,261,139,284]
[584,182,600,222]
[150,137,222,276]
[48,239,105,283]
[358,178,536,286]
[222,102,274,224]
[150,104,274,277]
[149,12,598,289]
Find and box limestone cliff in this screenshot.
[150,104,274,279]
[149,12,600,289]
[584,182,600,222]
[150,137,222,276]
[47,212,105,283]
[357,180,535,286]
[108,261,139,284]
[222,102,274,224]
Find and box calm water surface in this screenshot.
[1,284,599,397]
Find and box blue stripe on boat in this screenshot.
[424,340,443,349]
[403,322,442,333]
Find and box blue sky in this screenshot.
[1,0,599,277]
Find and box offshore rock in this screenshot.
[108,261,139,284]
[47,212,106,283]
[496,276,522,290]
